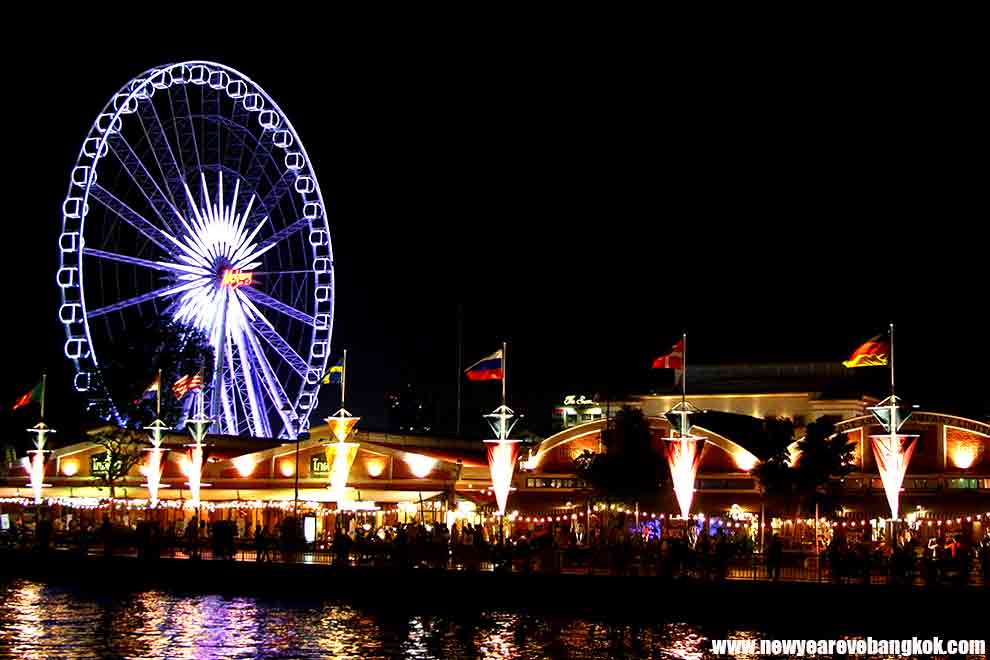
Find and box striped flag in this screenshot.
[322,358,344,385]
[172,373,204,400]
[465,350,503,381]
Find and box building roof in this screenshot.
[652,362,881,399]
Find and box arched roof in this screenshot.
[526,416,760,471]
[835,411,990,436]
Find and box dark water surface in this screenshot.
[0,578,977,659]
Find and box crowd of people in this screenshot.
[3,512,988,587]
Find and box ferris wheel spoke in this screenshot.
[222,104,253,178]
[218,333,238,434]
[243,323,299,437]
[169,85,203,178]
[240,287,314,326]
[248,319,309,378]
[135,100,188,216]
[253,216,311,254]
[82,247,197,275]
[202,86,222,171]
[228,306,271,438]
[86,282,194,319]
[89,184,179,257]
[245,169,297,229]
[105,133,186,236]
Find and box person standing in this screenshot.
[767,533,783,581]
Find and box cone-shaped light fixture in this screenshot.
[324,408,360,505]
[143,419,170,506]
[185,392,212,508]
[26,422,53,505]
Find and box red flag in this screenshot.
[652,339,685,383]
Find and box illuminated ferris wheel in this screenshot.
[57,61,334,439]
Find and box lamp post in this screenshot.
[282,404,301,521]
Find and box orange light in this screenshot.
[365,457,386,478]
[61,458,79,477]
[404,454,436,478]
[949,446,978,469]
[733,451,758,471]
[233,456,256,477]
[279,460,295,478]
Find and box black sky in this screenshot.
[4,30,987,442]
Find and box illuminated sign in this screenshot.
[563,395,595,406]
[221,269,253,289]
[91,453,123,476]
[310,454,329,474]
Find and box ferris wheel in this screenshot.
[57,61,334,439]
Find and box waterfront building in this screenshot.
[1,363,986,546]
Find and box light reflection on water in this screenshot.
[0,578,952,660]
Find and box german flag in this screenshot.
[843,334,889,368]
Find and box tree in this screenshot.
[90,318,214,428]
[752,417,797,498]
[794,417,854,513]
[574,406,666,502]
[0,442,16,479]
[89,427,145,500]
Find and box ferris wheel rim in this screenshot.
[58,60,334,436]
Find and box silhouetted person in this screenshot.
[37,518,52,554]
[100,517,113,557]
[767,533,782,581]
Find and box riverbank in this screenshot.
[2,549,985,628]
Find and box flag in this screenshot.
[465,350,503,381]
[322,358,344,385]
[13,381,43,411]
[144,373,161,395]
[843,334,889,368]
[133,373,162,405]
[652,339,685,384]
[172,373,204,400]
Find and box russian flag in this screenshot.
[465,350,503,381]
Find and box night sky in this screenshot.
[5,35,987,444]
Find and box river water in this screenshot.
[0,578,977,659]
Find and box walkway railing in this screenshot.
[3,531,986,588]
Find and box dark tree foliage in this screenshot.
[752,417,797,497]
[752,416,854,515]
[573,406,666,501]
[90,319,214,428]
[89,427,145,499]
[794,416,855,498]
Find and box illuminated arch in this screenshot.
[525,416,760,473]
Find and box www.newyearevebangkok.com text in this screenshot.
[711,637,986,657]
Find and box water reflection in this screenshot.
[0,578,943,660]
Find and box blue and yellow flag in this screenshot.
[322,358,344,385]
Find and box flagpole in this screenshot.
[456,304,463,437]
[157,368,162,418]
[889,322,895,399]
[342,349,348,409]
[681,331,687,405]
[501,341,507,410]
[40,372,47,421]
